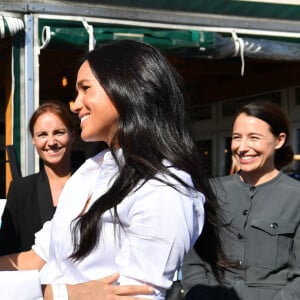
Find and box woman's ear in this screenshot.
[275,132,286,149]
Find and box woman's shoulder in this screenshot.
[154,164,193,186]
[209,174,236,188]
[7,172,44,202]
[10,172,41,186]
[140,166,202,201]
[279,172,300,189]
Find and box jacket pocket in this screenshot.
[251,219,296,236]
[247,218,296,267]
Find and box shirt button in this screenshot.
[242,209,249,216]
[250,186,255,192]
[237,233,244,240]
[270,223,278,229]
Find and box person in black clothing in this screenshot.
[0,101,76,254]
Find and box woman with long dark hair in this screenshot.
[0,40,223,300]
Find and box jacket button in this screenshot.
[270,223,278,229]
[237,233,243,240]
[237,260,244,267]
[242,209,249,216]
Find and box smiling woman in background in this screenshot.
[0,101,76,254]
[182,101,300,300]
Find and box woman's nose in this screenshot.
[238,138,250,151]
[232,137,250,153]
[47,135,57,145]
[70,96,82,113]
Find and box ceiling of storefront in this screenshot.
[38,44,300,117]
[2,0,300,115]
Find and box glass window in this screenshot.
[295,87,300,105]
[196,139,212,176]
[262,91,281,105]
[223,136,233,175]
[222,91,282,117]
[222,99,246,117]
[189,104,212,121]
[292,129,300,180]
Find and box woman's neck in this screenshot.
[44,162,72,206]
[239,168,279,186]
[44,160,71,179]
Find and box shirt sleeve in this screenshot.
[115,182,205,295]
[182,247,209,292]
[32,220,52,262]
[0,270,43,300]
[0,181,20,255]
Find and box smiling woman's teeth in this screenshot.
[81,115,89,122]
[241,156,253,160]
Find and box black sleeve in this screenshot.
[0,181,21,255]
[182,248,241,300]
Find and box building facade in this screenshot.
[1,0,300,197]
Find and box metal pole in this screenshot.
[23,14,39,175]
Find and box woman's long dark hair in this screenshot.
[69,40,224,267]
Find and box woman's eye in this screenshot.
[232,136,240,141]
[55,130,67,136]
[37,133,47,138]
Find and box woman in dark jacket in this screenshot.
[182,101,300,300]
[0,101,76,254]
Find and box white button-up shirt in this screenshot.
[33,149,205,299]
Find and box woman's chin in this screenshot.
[80,134,102,143]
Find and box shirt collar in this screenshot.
[78,148,123,174]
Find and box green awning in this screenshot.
[38,19,215,50]
[37,0,300,62]
[38,16,300,62]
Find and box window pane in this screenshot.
[223,137,232,175]
[295,87,300,105]
[222,91,281,117]
[292,129,300,180]
[196,139,212,176]
[189,104,212,121]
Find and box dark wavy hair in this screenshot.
[69,40,225,268]
[237,100,294,169]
